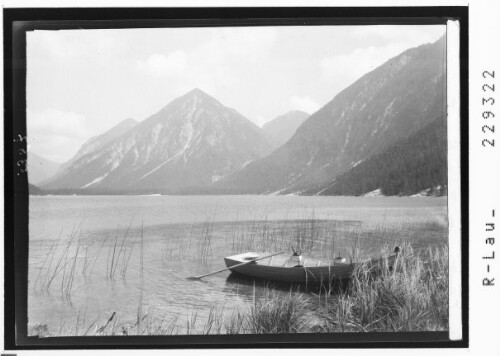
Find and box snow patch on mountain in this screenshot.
[211,175,223,183]
[410,185,444,197]
[81,173,109,189]
[363,188,383,197]
[138,152,181,181]
[242,160,254,168]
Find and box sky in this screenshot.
[27,25,445,163]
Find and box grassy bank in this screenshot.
[315,244,448,332]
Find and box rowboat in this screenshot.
[223,250,399,284]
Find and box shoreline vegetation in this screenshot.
[28,185,448,197]
[29,245,448,336]
[28,213,448,337]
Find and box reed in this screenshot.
[83,315,100,336]
[103,223,138,280]
[63,236,81,298]
[121,233,137,277]
[185,311,198,335]
[137,222,144,335]
[34,226,84,295]
[110,222,133,278]
[162,229,193,261]
[43,227,79,291]
[159,315,180,336]
[224,309,246,335]
[81,240,90,276]
[96,312,116,335]
[247,287,309,334]
[202,305,225,335]
[108,234,119,279]
[318,243,449,332]
[88,236,107,280]
[197,212,215,263]
[33,240,57,290]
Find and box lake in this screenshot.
[28,195,448,336]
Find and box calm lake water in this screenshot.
[28,195,448,335]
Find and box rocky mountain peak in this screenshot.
[218,36,446,195]
[262,110,310,148]
[177,88,220,106]
[43,89,272,193]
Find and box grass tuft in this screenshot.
[247,287,309,334]
[318,244,449,332]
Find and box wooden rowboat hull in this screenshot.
[224,253,398,284]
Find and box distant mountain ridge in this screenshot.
[28,183,43,195]
[41,37,447,197]
[59,118,138,173]
[43,89,273,193]
[217,36,446,195]
[262,110,310,148]
[27,152,60,185]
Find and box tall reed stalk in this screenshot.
[137,222,144,335]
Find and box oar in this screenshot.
[187,251,285,281]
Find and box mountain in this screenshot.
[27,152,60,185]
[312,115,447,196]
[262,110,309,148]
[59,118,138,172]
[42,89,273,193]
[218,36,446,195]
[28,183,44,195]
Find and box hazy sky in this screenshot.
[27,25,445,163]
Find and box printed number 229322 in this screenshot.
[482,70,495,148]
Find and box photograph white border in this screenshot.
[446,19,461,341]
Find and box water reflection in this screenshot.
[223,272,350,296]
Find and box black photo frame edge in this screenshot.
[3,6,469,350]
